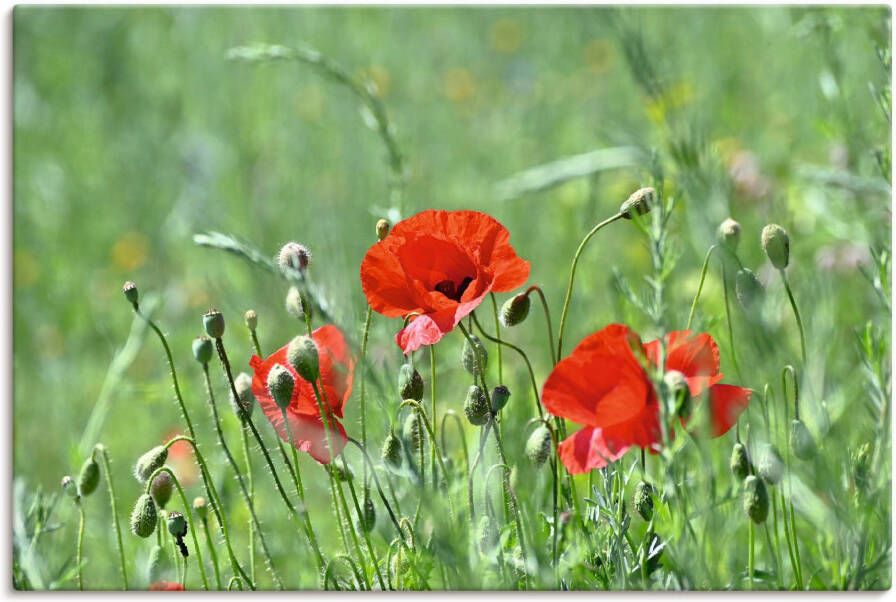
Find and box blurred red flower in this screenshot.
[149,581,184,591]
[360,209,530,353]
[163,428,198,487]
[250,325,355,464]
[542,324,751,474]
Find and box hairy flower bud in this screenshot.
[634,481,654,521]
[130,494,158,538]
[735,268,764,311]
[500,293,531,327]
[134,446,169,484]
[202,309,225,339]
[464,385,490,426]
[61,475,79,500]
[267,364,295,411]
[167,511,188,538]
[491,385,511,413]
[285,286,304,320]
[191,336,214,365]
[402,411,426,454]
[231,372,256,420]
[244,309,258,331]
[761,224,790,269]
[717,218,741,251]
[398,364,424,402]
[730,442,750,481]
[278,242,312,274]
[743,475,769,524]
[663,370,691,419]
[620,187,655,219]
[525,425,552,467]
[150,471,173,509]
[358,495,376,533]
[461,334,488,377]
[192,497,207,521]
[381,432,403,472]
[122,281,139,306]
[376,219,391,241]
[287,335,320,383]
[755,443,784,485]
[77,455,100,497]
[789,418,816,460]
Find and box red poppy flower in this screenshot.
[249,325,355,464]
[360,209,530,353]
[163,428,198,487]
[149,581,184,591]
[542,324,751,474]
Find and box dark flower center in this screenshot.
[434,276,473,302]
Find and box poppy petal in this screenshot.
[557,426,631,474]
[644,330,722,395]
[395,314,447,354]
[707,384,752,437]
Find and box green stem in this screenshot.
[360,305,373,486]
[748,521,754,590]
[200,516,223,591]
[489,293,503,383]
[241,428,256,585]
[430,344,438,490]
[76,503,85,591]
[527,285,557,366]
[721,265,743,382]
[781,272,807,366]
[96,446,129,589]
[343,467,387,590]
[686,245,718,331]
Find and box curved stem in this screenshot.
[96,446,129,589]
[781,272,807,366]
[721,265,743,382]
[398,400,454,508]
[440,411,469,479]
[489,293,504,383]
[200,516,223,590]
[345,437,403,538]
[527,285,557,366]
[686,245,719,331]
[343,467,387,590]
[76,503,85,591]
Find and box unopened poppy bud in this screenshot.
[122,281,139,306]
[717,218,741,251]
[202,309,225,339]
[735,268,764,311]
[192,497,207,521]
[287,335,320,383]
[464,385,490,426]
[461,334,488,377]
[525,425,552,467]
[743,475,769,524]
[500,293,531,327]
[634,481,654,521]
[402,411,425,454]
[755,443,784,485]
[398,364,424,402]
[134,446,169,483]
[852,443,872,491]
[147,545,168,583]
[730,442,750,481]
[77,454,100,497]
[167,511,188,538]
[761,224,790,269]
[663,370,691,419]
[381,432,403,472]
[285,286,304,319]
[130,494,158,538]
[477,515,499,554]
[789,419,816,460]
[244,309,258,331]
[150,471,173,509]
[358,495,376,533]
[192,336,214,365]
[376,219,391,241]
[491,385,511,413]
[61,475,79,500]
[231,372,256,420]
[278,242,312,274]
[619,186,655,219]
[267,364,295,410]
[330,457,354,482]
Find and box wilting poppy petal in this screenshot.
[707,384,752,436]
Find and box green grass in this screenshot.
[13,6,891,590]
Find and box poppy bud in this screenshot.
[464,385,490,426]
[663,370,691,419]
[287,335,320,383]
[717,218,741,251]
[852,443,872,491]
[231,372,256,420]
[761,224,790,269]
[330,457,354,482]
[619,186,655,219]
[267,364,295,410]
[477,515,499,555]
[461,334,488,377]
[376,219,391,241]
[755,443,784,485]
[285,286,304,320]
[134,446,169,484]
[789,418,816,460]
[191,336,214,365]
[166,511,188,538]
[525,425,552,467]
[402,411,426,454]
[192,497,208,521]
[147,545,168,583]
[398,364,424,402]
[358,494,376,533]
[202,309,225,339]
[130,494,158,538]
[150,471,173,509]
[61,475,79,500]
[491,385,511,413]
[735,268,764,311]
[634,481,654,521]
[278,242,312,274]
[730,442,750,481]
[77,454,100,497]
[381,432,403,472]
[742,475,769,524]
[122,281,139,307]
[244,309,258,331]
[500,293,530,327]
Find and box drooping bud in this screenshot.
[166,511,188,538]
[244,309,258,331]
[231,372,256,420]
[789,419,816,460]
[663,370,691,419]
[717,218,741,251]
[852,443,872,491]
[402,411,426,454]
[147,545,168,583]
[755,444,784,485]
[398,364,424,402]
[381,432,403,472]
[491,385,511,413]
[278,242,312,275]
[376,219,391,241]
[634,481,654,521]
[761,224,790,269]
[202,309,225,339]
[77,454,100,497]
[150,471,173,509]
[461,334,488,377]
[477,515,499,554]
[61,475,79,500]
[464,385,490,426]
[134,446,169,483]
[730,442,750,481]
[266,364,295,411]
[192,497,208,521]
[735,268,764,311]
[130,494,158,538]
[285,286,304,320]
[500,293,531,327]
[191,336,214,365]
[619,187,655,219]
[743,475,769,524]
[122,281,139,306]
[358,494,376,533]
[525,425,552,467]
[287,335,320,383]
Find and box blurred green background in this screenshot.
[13,6,890,589]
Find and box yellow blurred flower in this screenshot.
[442,68,476,104]
[490,18,523,54]
[583,39,614,75]
[14,249,39,289]
[111,231,149,271]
